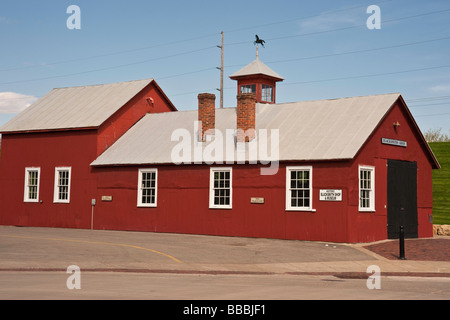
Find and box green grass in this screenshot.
[429,142,450,225]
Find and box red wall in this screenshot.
[236,76,278,104]
[346,99,435,242]
[0,95,435,243]
[0,130,98,228]
[97,82,176,155]
[90,99,436,243]
[0,81,176,229]
[92,163,352,242]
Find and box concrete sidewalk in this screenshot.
[0,226,449,277]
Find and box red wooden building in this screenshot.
[0,57,440,243]
[0,79,176,229]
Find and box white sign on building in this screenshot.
[319,190,342,202]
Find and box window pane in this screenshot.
[289,168,311,208]
[291,198,297,207]
[29,186,37,200]
[27,170,39,201]
[57,170,69,200]
[140,170,157,205]
[262,84,273,102]
[240,85,256,94]
[303,179,309,189]
[212,170,231,207]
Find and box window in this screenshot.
[261,84,273,102]
[138,169,158,207]
[209,168,232,209]
[359,166,375,212]
[286,166,313,211]
[240,84,256,94]
[54,167,71,203]
[24,168,40,203]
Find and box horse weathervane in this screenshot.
[254,34,265,47]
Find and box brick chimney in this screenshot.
[198,93,216,141]
[236,92,256,142]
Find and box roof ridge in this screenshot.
[52,78,154,90]
[272,92,401,106]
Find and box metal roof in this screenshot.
[91,93,402,166]
[229,56,284,81]
[0,79,154,133]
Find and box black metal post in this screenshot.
[399,225,406,260]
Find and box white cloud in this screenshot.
[0,92,38,114]
[0,17,11,24]
[430,84,450,94]
[299,10,360,33]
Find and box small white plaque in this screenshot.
[250,197,265,204]
[319,190,342,202]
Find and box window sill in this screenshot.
[209,206,232,210]
[286,208,316,213]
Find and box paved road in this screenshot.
[0,226,449,301]
[1,271,450,300]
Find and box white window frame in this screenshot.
[240,84,256,94]
[261,84,273,103]
[286,166,314,212]
[53,167,72,204]
[137,169,158,208]
[359,165,375,212]
[209,167,232,209]
[24,167,41,203]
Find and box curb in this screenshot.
[1,268,450,279]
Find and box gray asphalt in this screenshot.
[1,226,449,300]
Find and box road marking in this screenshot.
[0,234,182,264]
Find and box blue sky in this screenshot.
[1,0,450,133]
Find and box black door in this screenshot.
[387,160,418,239]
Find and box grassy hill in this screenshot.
[429,142,450,225]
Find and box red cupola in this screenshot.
[229,50,284,104]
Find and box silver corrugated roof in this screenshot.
[229,57,284,81]
[91,93,401,166]
[0,79,154,133]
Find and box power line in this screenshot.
[2,4,449,88]
[225,7,450,46]
[0,1,434,74]
[156,67,217,81]
[225,35,450,69]
[408,95,450,102]
[409,102,450,108]
[279,64,450,86]
[0,46,217,86]
[414,112,450,118]
[0,33,220,73]
[223,0,395,34]
[3,31,448,90]
[1,1,393,73]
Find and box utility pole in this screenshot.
[216,31,224,108]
